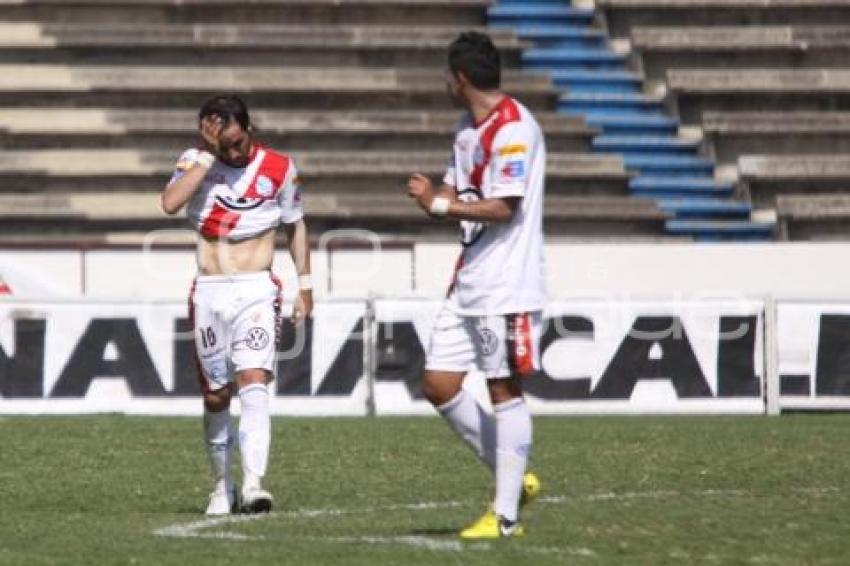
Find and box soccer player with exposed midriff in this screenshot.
[161,95,313,516]
[407,32,547,539]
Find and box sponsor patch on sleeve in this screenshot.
[497,143,528,157]
[499,159,525,181]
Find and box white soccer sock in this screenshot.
[238,383,271,489]
[493,398,532,523]
[203,407,233,493]
[436,389,496,473]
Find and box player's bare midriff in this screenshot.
[196,228,275,275]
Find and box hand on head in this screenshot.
[200,114,225,155]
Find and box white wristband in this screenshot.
[429,197,450,217]
[195,151,215,169]
[298,274,313,291]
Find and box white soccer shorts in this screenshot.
[189,271,282,393]
[425,306,542,379]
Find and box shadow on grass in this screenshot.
[409,527,458,536]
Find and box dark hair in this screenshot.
[198,94,252,131]
[448,31,501,90]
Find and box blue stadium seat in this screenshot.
[657,198,752,219]
[488,4,596,27]
[489,0,771,240]
[630,176,736,199]
[508,25,608,49]
[523,48,628,70]
[665,220,775,241]
[622,155,716,176]
[593,135,701,156]
[549,69,642,94]
[585,114,679,136]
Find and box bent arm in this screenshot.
[434,183,457,200]
[445,196,519,223]
[161,161,210,215]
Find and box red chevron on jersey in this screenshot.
[470,97,521,189]
[200,201,241,238]
[169,144,305,240]
[441,96,547,315]
[244,146,290,200]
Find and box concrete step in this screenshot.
[632,25,850,80]
[0,23,525,67]
[0,109,597,152]
[777,193,850,240]
[630,176,736,198]
[0,191,654,220]
[0,0,490,25]
[667,68,850,124]
[739,153,850,206]
[665,219,775,241]
[0,65,558,110]
[598,0,850,39]
[0,192,668,238]
[0,149,630,195]
[702,110,850,164]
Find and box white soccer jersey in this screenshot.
[443,96,547,315]
[169,145,303,240]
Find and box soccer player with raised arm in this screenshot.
[406,32,547,539]
[161,95,313,515]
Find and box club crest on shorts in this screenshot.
[478,327,499,356]
[245,327,270,350]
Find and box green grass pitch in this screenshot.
[2,414,849,565]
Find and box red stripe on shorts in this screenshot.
[187,278,211,395]
[507,313,535,377]
[445,252,465,298]
[270,272,283,348]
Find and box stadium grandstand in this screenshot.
[6,1,850,562]
[7,0,848,243]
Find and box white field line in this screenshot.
[539,488,745,505]
[152,513,271,540]
[325,535,490,553]
[153,501,466,542]
[153,486,839,553]
[539,485,839,505]
[322,536,596,557]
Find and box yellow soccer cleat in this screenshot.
[460,472,540,539]
[520,472,541,508]
[459,508,525,539]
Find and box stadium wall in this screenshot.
[0,294,848,416]
[2,241,849,300]
[2,243,849,416]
